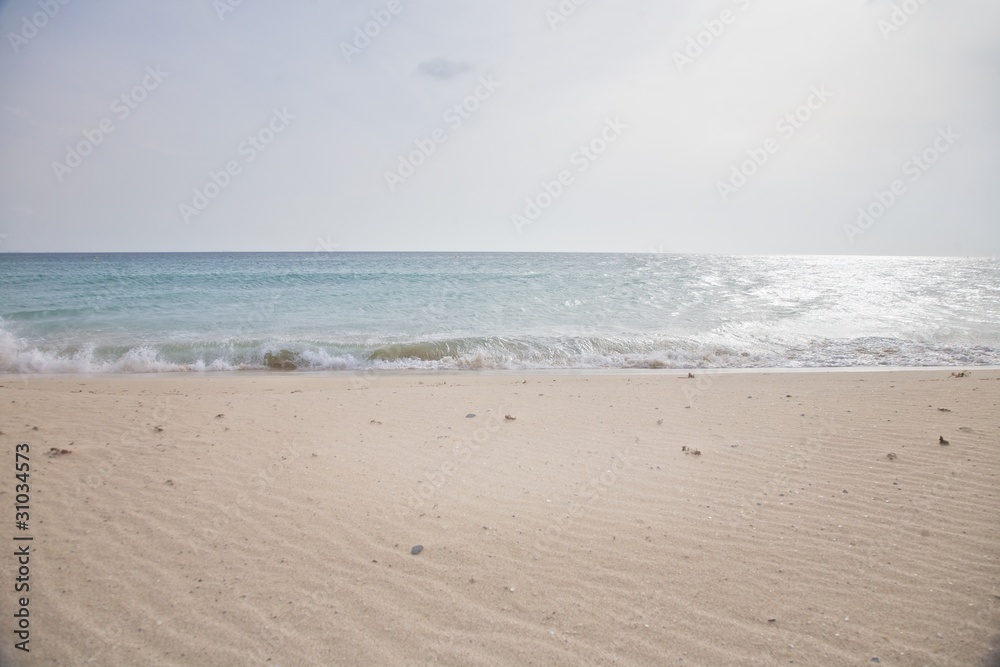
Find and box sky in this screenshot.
[0,0,997,255]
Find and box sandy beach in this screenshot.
[1,369,998,666]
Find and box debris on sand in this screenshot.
[410,545,424,555]
[886,453,897,461]
[504,414,516,421]
[47,447,72,456]
[950,371,970,378]
[937,407,952,412]
[939,436,950,446]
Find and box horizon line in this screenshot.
[0,250,995,259]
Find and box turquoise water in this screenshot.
[0,253,998,372]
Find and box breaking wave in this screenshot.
[2,327,997,374]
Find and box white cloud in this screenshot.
[416,57,473,81]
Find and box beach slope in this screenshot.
[1,370,998,666]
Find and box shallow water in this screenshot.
[1,252,997,372]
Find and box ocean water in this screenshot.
[0,253,997,373]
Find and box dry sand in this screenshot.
[1,369,998,666]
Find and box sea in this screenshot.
[0,253,998,374]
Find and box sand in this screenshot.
[1,369,998,666]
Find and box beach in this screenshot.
[1,369,998,666]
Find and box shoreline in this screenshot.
[3,364,998,382]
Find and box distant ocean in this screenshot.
[1,253,998,373]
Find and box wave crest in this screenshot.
[1,327,997,374]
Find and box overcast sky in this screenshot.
[0,0,997,255]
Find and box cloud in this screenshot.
[417,57,472,81]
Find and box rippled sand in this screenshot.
[2,370,998,666]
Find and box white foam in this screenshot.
[1,322,998,374]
